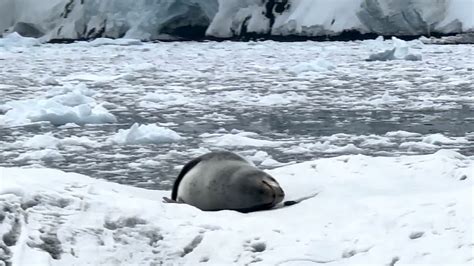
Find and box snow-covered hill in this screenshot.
[0,150,472,265]
[0,0,472,41]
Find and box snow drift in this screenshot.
[0,0,472,41]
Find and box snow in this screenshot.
[0,150,472,265]
[108,123,183,145]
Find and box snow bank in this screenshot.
[108,123,183,145]
[207,0,474,38]
[0,87,116,126]
[0,150,472,265]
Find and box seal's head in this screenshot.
[227,168,285,212]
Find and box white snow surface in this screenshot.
[0,150,473,265]
[207,0,474,38]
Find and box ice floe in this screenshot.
[0,86,116,126]
[108,123,183,145]
[367,37,422,61]
[202,131,283,148]
[0,150,472,265]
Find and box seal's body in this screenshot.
[171,151,285,212]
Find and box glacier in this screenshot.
[0,0,218,41]
[207,0,474,38]
[0,0,473,41]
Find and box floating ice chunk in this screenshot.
[87,38,142,47]
[0,32,41,48]
[0,95,117,126]
[327,144,364,154]
[247,150,270,163]
[41,76,60,86]
[422,133,468,145]
[366,91,403,106]
[260,158,285,167]
[287,58,336,74]
[256,92,307,106]
[61,136,100,148]
[50,90,95,107]
[58,123,80,129]
[23,133,60,149]
[400,141,439,151]
[109,123,182,145]
[385,131,422,138]
[203,132,282,148]
[367,37,422,61]
[140,92,189,107]
[15,149,64,161]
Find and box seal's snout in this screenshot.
[263,180,285,206]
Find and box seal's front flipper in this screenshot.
[162,197,178,203]
[280,191,320,208]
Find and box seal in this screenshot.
[166,151,285,212]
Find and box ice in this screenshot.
[14,149,64,161]
[108,123,183,145]
[1,0,472,41]
[287,58,336,74]
[385,131,422,138]
[422,133,468,145]
[87,38,142,47]
[22,133,60,149]
[0,150,472,265]
[0,87,116,126]
[367,37,422,61]
[208,0,474,38]
[0,32,41,48]
[0,0,219,41]
[202,132,283,148]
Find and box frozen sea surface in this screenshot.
[0,40,473,189]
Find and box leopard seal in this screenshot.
[165,151,285,212]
